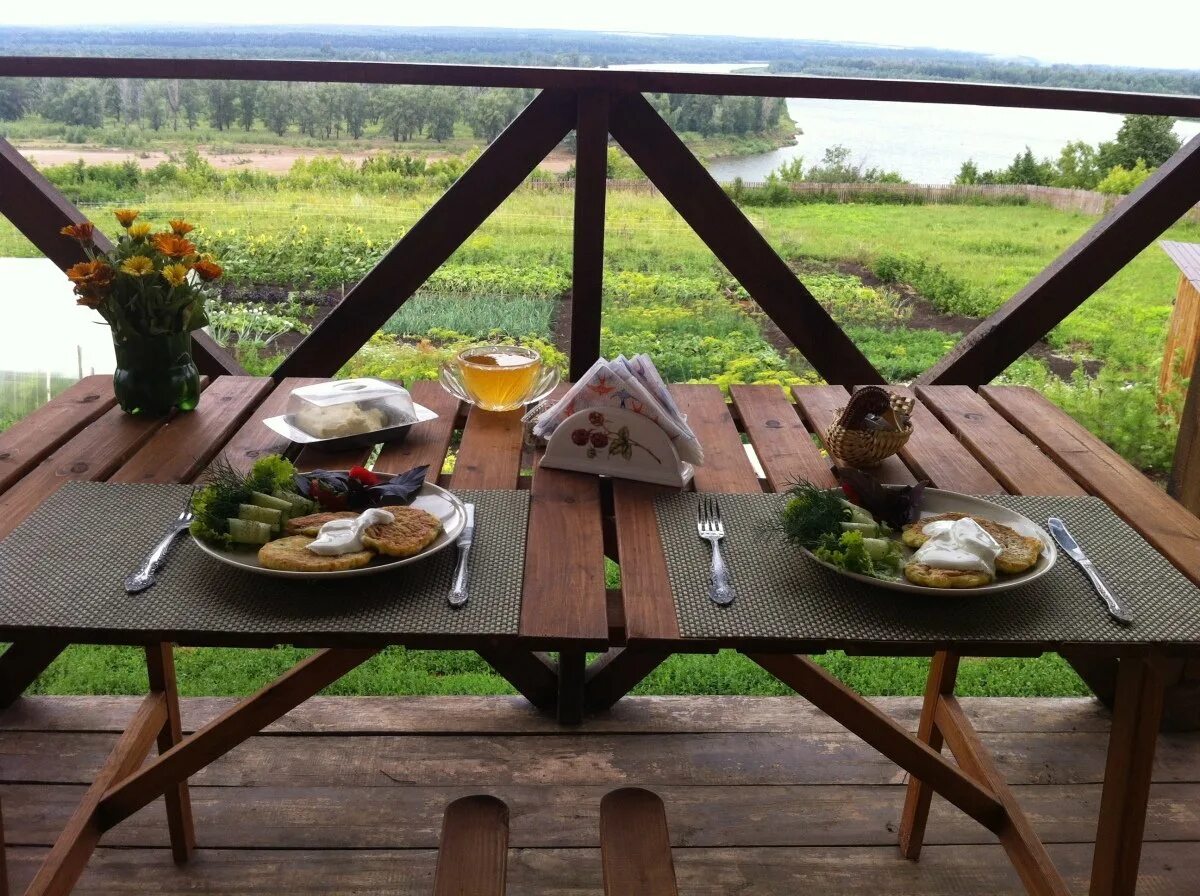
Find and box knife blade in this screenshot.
[1047,517,1132,625]
[448,503,475,608]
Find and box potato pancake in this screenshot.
[362,506,443,558]
[902,513,1042,574]
[285,511,359,537]
[258,535,375,572]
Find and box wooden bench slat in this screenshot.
[600,788,679,896]
[916,386,1084,497]
[0,376,116,498]
[670,384,759,493]
[219,378,324,475]
[729,385,834,491]
[792,386,917,486]
[433,795,509,896]
[373,380,461,481]
[108,377,273,485]
[982,385,1200,586]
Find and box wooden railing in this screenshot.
[1,56,1199,508]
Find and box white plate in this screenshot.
[802,488,1057,595]
[191,480,467,580]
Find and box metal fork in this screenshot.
[124,489,196,594]
[696,495,734,606]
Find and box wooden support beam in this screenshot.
[474,648,559,711]
[274,89,577,379]
[144,644,195,865]
[98,648,378,829]
[433,795,509,896]
[569,90,609,382]
[607,93,883,386]
[23,693,166,896]
[585,648,672,713]
[557,648,587,726]
[0,640,67,708]
[1169,368,1200,517]
[600,788,679,896]
[936,696,1071,896]
[1090,656,1166,896]
[920,133,1200,385]
[898,651,960,860]
[747,652,1005,832]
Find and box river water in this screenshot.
[609,62,1200,184]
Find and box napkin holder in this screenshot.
[539,407,694,488]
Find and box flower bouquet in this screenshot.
[62,210,223,415]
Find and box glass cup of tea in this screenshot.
[439,345,560,412]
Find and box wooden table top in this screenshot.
[0,376,1197,656]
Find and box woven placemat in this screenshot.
[0,481,528,641]
[655,493,1200,646]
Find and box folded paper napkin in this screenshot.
[531,355,704,465]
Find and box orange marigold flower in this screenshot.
[168,219,195,235]
[190,258,223,281]
[114,208,140,227]
[128,222,152,239]
[120,256,155,277]
[66,260,115,307]
[60,222,95,243]
[152,233,196,258]
[161,263,189,288]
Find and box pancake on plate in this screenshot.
[362,506,443,558]
[285,511,359,536]
[903,562,993,589]
[258,535,375,572]
[901,512,1042,574]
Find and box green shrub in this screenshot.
[384,294,555,339]
[873,253,996,317]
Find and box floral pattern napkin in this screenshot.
[531,356,704,465]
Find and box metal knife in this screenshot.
[448,503,476,608]
[1047,517,1132,625]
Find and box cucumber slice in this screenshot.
[840,521,880,535]
[250,491,294,513]
[275,489,315,516]
[227,518,272,545]
[238,504,282,534]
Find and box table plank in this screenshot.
[0,376,116,498]
[219,378,324,475]
[108,377,274,485]
[982,385,1200,586]
[890,386,1003,494]
[670,384,759,493]
[451,406,525,490]
[792,386,917,486]
[373,380,461,482]
[916,386,1084,497]
[613,480,681,642]
[729,385,834,491]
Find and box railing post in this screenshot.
[569,90,610,381]
[1169,368,1200,517]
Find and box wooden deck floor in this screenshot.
[2,694,1198,894]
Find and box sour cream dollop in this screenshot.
[307,508,394,556]
[910,518,1002,576]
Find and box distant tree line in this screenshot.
[955,114,1184,193]
[0,78,788,143]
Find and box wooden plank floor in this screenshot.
[2,695,1198,894]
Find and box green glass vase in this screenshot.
[111,331,200,416]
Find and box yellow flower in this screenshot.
[120,256,154,277]
[114,209,140,227]
[128,222,152,239]
[161,263,189,287]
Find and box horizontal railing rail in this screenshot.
[1,55,1198,512]
[2,55,1200,117]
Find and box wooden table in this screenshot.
[2,377,1198,896]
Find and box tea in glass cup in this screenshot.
[442,345,558,412]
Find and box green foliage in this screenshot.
[207,300,309,346]
[1099,115,1182,170]
[337,332,566,385]
[843,327,960,381]
[873,253,995,316]
[383,294,556,339]
[805,145,906,184]
[1096,160,1153,195]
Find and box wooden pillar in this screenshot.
[1168,363,1200,517]
[569,90,609,381]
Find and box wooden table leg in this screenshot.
[1090,655,1166,896]
[0,640,67,708]
[585,647,672,713]
[476,647,559,711]
[557,648,587,725]
[899,651,960,859]
[145,643,195,864]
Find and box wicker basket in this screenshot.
[823,386,914,468]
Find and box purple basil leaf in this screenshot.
[366,465,429,507]
[834,467,929,529]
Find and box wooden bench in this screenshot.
[600,788,680,896]
[433,796,510,896]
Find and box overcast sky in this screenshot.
[5,0,1198,72]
